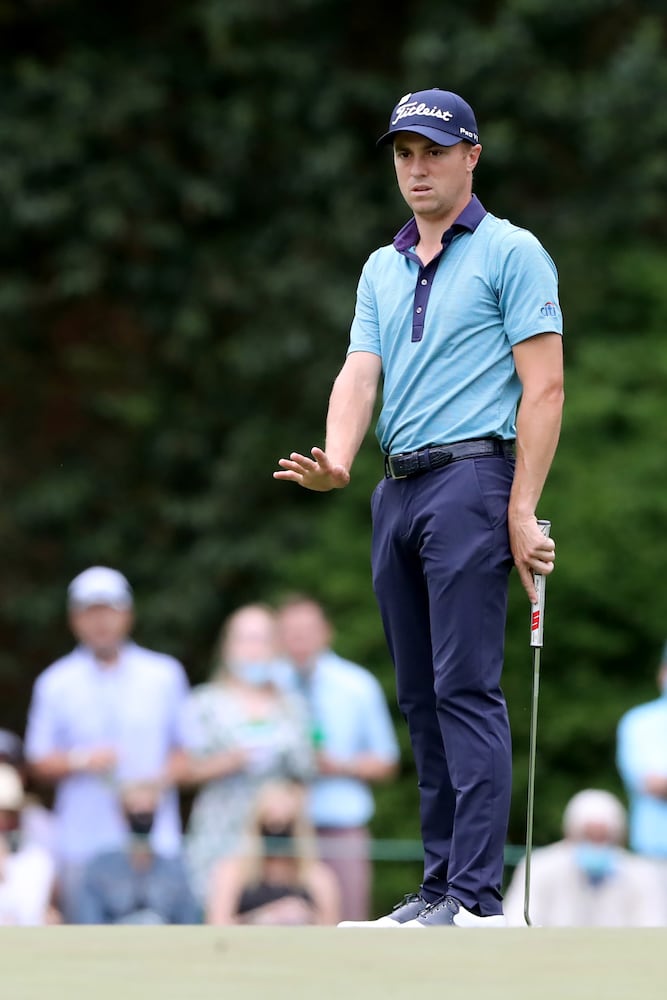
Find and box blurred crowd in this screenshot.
[504,639,667,926]
[2,565,667,927]
[0,569,399,926]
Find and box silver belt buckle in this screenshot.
[389,455,407,479]
[385,454,408,479]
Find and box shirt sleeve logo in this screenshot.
[540,301,559,319]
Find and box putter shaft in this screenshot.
[523,644,541,926]
[523,519,551,927]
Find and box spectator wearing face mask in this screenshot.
[207,780,340,925]
[503,789,666,926]
[178,604,315,905]
[70,781,199,924]
[0,764,55,925]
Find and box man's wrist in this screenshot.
[507,501,536,520]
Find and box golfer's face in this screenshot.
[393,133,480,222]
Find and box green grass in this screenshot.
[0,927,663,1000]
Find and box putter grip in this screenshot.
[530,519,551,648]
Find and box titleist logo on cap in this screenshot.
[391,97,454,127]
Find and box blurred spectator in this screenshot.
[0,729,55,857]
[0,731,23,769]
[70,781,199,924]
[24,566,190,921]
[504,789,666,926]
[616,641,667,858]
[207,780,340,925]
[179,603,314,905]
[276,596,399,922]
[0,763,55,925]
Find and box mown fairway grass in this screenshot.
[1,926,663,1000]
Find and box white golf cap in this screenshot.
[0,764,24,811]
[67,566,133,611]
[562,789,627,843]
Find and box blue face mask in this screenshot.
[228,660,277,687]
[574,842,617,883]
[1,829,22,853]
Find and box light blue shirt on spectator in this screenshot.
[348,203,563,454]
[617,691,667,857]
[293,651,400,828]
[25,641,188,863]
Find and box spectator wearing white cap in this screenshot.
[24,566,190,922]
[503,789,667,926]
[0,763,55,925]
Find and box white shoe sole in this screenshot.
[337,916,405,928]
[403,912,506,928]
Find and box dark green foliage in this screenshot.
[1,0,666,913]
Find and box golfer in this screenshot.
[274,88,564,927]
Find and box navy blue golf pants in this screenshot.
[371,454,515,915]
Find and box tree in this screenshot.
[1,0,666,913]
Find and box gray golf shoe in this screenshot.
[403,895,506,928]
[338,892,430,927]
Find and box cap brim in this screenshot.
[69,595,132,610]
[376,125,465,148]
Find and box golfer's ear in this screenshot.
[467,144,482,170]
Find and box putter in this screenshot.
[523,518,551,927]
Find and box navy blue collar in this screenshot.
[393,194,487,254]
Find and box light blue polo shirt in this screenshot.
[617,693,667,857]
[25,641,189,863]
[307,652,399,827]
[279,651,400,828]
[348,196,563,455]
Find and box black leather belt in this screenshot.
[384,438,514,480]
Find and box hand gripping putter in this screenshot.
[523,519,551,927]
